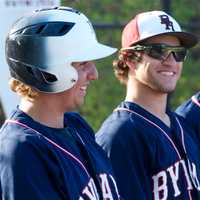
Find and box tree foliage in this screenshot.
[0,1,199,128]
[61,0,200,131]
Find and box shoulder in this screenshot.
[96,110,134,139]
[0,121,47,158]
[176,92,200,117]
[96,105,158,143]
[0,108,56,163]
[0,123,53,187]
[0,120,64,200]
[96,109,154,156]
[176,92,200,130]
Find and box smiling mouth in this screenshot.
[159,71,176,76]
[79,86,88,96]
[80,86,88,91]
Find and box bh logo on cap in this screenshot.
[159,14,175,31]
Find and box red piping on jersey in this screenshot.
[115,107,181,159]
[175,117,187,153]
[115,107,193,200]
[4,119,90,177]
[192,96,200,108]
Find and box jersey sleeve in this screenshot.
[176,92,200,136]
[0,133,65,200]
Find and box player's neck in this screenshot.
[125,83,170,127]
[19,97,65,129]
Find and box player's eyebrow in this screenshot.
[72,61,89,66]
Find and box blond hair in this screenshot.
[9,78,38,100]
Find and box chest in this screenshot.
[46,131,120,200]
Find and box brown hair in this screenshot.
[113,50,142,85]
[9,78,38,100]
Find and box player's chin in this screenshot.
[76,98,85,109]
[160,86,176,94]
[153,83,177,94]
[161,80,178,93]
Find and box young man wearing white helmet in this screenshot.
[96,11,200,199]
[0,7,122,200]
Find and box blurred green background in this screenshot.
[0,0,199,131]
[60,0,200,131]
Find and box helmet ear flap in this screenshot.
[28,67,58,84]
[7,55,78,92]
[39,62,79,92]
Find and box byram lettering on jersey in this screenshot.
[152,159,200,200]
[79,173,120,200]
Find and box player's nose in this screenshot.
[162,52,177,65]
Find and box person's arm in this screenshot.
[1,135,65,200]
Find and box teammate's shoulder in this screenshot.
[0,108,51,151]
[96,112,140,152]
[99,102,138,127]
[176,91,200,117]
[175,92,200,133]
[1,109,39,140]
[0,124,45,165]
[193,91,200,100]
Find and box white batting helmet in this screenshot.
[6,7,117,93]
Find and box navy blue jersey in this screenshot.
[0,107,121,200]
[96,101,200,200]
[176,91,200,136]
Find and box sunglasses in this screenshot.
[121,44,188,62]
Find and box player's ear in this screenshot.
[126,51,141,70]
[126,61,136,70]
